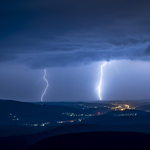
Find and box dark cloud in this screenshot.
[0,0,150,68]
[0,53,17,62]
[145,45,150,55]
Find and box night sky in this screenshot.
[0,0,150,102]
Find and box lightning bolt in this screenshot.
[41,69,49,102]
[97,61,107,100]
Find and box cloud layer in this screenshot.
[1,0,150,68]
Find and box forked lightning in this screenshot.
[97,61,107,100]
[41,69,49,102]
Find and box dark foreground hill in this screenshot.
[2,123,150,150]
[26,131,150,150]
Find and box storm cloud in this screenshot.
[145,45,150,55]
[1,0,150,68]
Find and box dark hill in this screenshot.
[83,109,150,125]
[2,124,150,150]
[26,131,150,150]
[2,123,150,148]
[137,105,150,111]
[0,100,85,125]
[0,100,109,126]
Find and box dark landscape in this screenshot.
[1,100,150,150]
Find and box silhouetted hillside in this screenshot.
[83,109,150,125]
[2,123,150,150]
[2,100,150,150]
[0,100,87,125]
[39,101,112,110]
[137,105,150,111]
[0,100,109,126]
[0,99,4,102]
[26,131,150,150]
[0,140,29,150]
